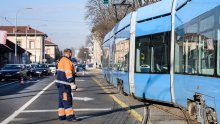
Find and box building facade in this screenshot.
[0,39,31,67]
[92,35,102,68]
[0,26,47,63]
[45,40,59,63]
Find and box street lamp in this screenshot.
[15,7,32,63]
[34,24,47,63]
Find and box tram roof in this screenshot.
[103,32,111,43]
[116,13,131,33]
[136,0,172,22]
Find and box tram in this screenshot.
[102,0,220,123]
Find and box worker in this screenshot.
[56,48,78,121]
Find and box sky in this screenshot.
[0,0,90,50]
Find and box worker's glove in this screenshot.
[70,83,77,90]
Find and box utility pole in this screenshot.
[15,8,32,63]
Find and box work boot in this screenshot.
[66,115,79,122]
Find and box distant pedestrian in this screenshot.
[56,48,78,121]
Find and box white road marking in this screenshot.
[73,97,94,101]
[1,80,55,124]
[0,81,18,88]
[26,81,38,83]
[75,79,85,82]
[11,116,92,122]
[76,88,84,91]
[76,115,91,120]
[22,108,112,113]
[11,118,27,121]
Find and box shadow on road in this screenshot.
[77,104,145,121]
[0,76,55,97]
[24,118,58,124]
[0,92,58,101]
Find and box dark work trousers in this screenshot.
[57,85,74,120]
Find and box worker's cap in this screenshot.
[63,48,72,53]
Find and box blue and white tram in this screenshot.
[102,0,220,123]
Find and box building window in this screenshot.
[46,49,50,54]
[29,41,35,49]
[17,41,21,46]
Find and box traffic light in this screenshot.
[103,0,108,4]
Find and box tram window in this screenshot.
[121,40,129,72]
[175,31,185,73]
[103,48,110,68]
[135,32,169,73]
[135,37,151,73]
[218,30,220,76]
[151,33,169,73]
[198,31,215,75]
[183,22,199,74]
[115,40,129,72]
[200,15,214,32]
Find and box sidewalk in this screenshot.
[91,69,196,124]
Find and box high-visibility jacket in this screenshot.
[56,56,74,85]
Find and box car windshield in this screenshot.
[31,64,37,68]
[48,64,55,67]
[71,58,77,63]
[37,64,47,68]
[3,65,22,69]
[78,64,83,67]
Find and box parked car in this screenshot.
[0,70,3,81]
[33,64,51,76]
[76,64,86,72]
[0,64,28,80]
[27,64,38,76]
[88,63,94,68]
[48,64,56,75]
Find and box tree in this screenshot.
[85,34,93,46]
[85,0,133,45]
[55,47,62,60]
[85,0,161,48]
[77,47,91,63]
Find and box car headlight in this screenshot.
[16,71,20,74]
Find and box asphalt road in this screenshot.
[0,71,139,124]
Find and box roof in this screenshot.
[0,39,31,54]
[0,26,46,36]
[45,40,57,46]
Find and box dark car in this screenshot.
[76,64,86,72]
[33,64,51,76]
[0,64,28,80]
[26,64,38,76]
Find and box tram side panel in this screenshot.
[134,14,172,102]
[174,0,220,122]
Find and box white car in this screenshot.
[48,64,56,75]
